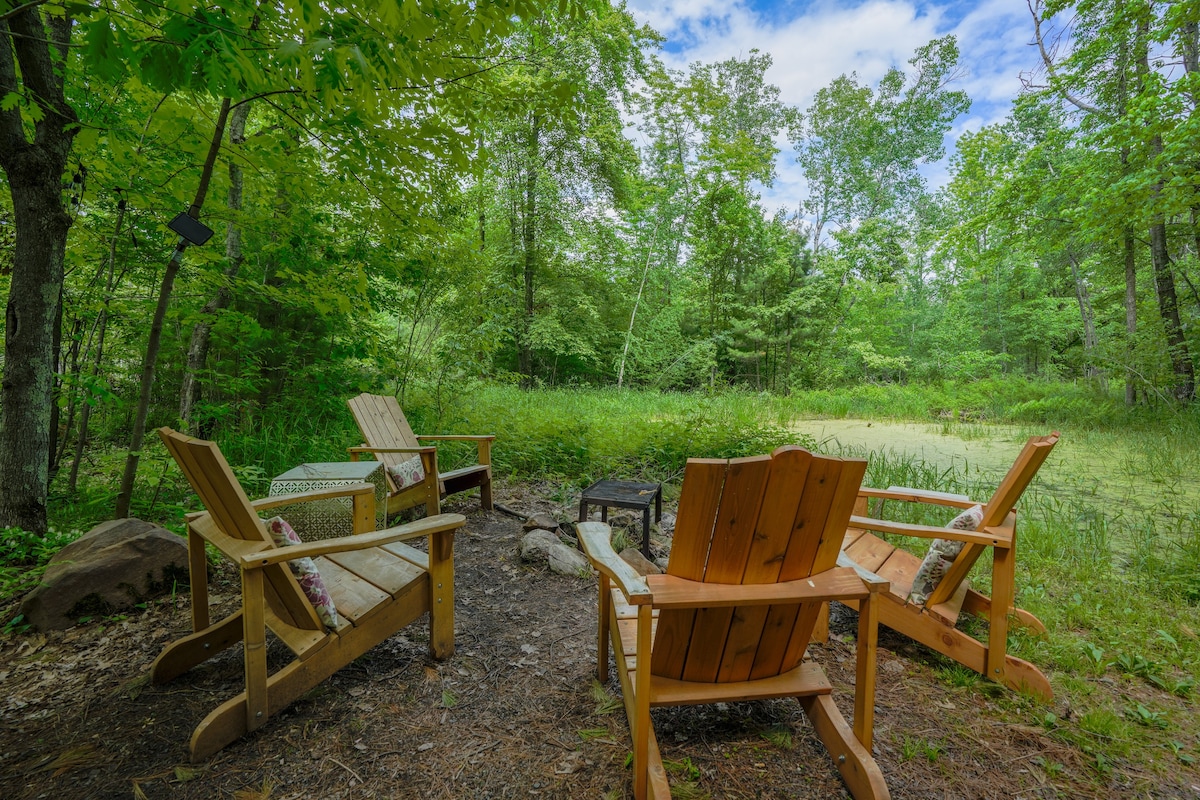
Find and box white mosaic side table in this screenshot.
[268,461,388,539]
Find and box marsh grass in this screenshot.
[412,386,808,487]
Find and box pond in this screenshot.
[795,418,1200,531]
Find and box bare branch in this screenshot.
[1027,0,1103,115]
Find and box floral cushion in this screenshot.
[265,516,339,628]
[905,504,985,605]
[387,456,426,491]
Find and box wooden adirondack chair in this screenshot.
[152,427,464,761]
[347,392,494,515]
[837,432,1059,700]
[578,446,890,800]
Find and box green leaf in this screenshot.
[0,92,18,112]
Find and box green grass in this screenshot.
[405,385,810,487]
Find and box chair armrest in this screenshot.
[576,521,651,603]
[240,513,466,568]
[858,486,977,509]
[848,515,1013,548]
[836,551,892,587]
[251,483,375,512]
[348,445,436,456]
[644,567,885,609]
[416,435,493,468]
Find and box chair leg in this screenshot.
[845,594,1054,701]
[872,596,1053,700]
[800,694,890,800]
[477,440,494,511]
[189,652,327,761]
[613,603,668,800]
[854,592,879,750]
[479,471,494,511]
[633,605,652,800]
[962,588,1048,634]
[428,529,455,660]
[598,577,611,684]
[150,611,245,684]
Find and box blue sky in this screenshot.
[623,0,1045,211]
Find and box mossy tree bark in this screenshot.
[0,9,79,534]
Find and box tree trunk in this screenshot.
[48,287,65,478]
[1067,251,1099,380]
[255,170,292,404]
[180,101,251,433]
[1137,29,1195,402]
[518,113,540,387]
[1124,230,1138,406]
[52,306,84,477]
[0,10,79,534]
[618,216,661,388]
[1148,218,1195,400]
[115,97,233,518]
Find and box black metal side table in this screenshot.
[578,479,663,560]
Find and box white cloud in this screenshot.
[625,0,1044,209]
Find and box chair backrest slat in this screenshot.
[677,456,772,683]
[980,433,1058,527]
[158,427,322,632]
[925,432,1059,608]
[751,454,866,680]
[701,455,772,583]
[652,446,867,684]
[663,459,728,581]
[349,393,422,479]
[648,458,727,678]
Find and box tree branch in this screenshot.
[1027,0,1103,115]
[0,0,50,24]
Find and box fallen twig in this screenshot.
[494,503,528,520]
[325,756,362,784]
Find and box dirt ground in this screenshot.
[1,486,1196,799]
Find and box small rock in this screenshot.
[547,543,590,577]
[654,556,670,571]
[618,548,662,576]
[522,512,559,532]
[519,530,561,562]
[881,660,905,675]
[607,511,636,529]
[554,751,585,774]
[555,521,578,543]
[658,512,677,534]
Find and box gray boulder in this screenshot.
[19,518,188,630]
[519,529,562,562]
[547,543,591,577]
